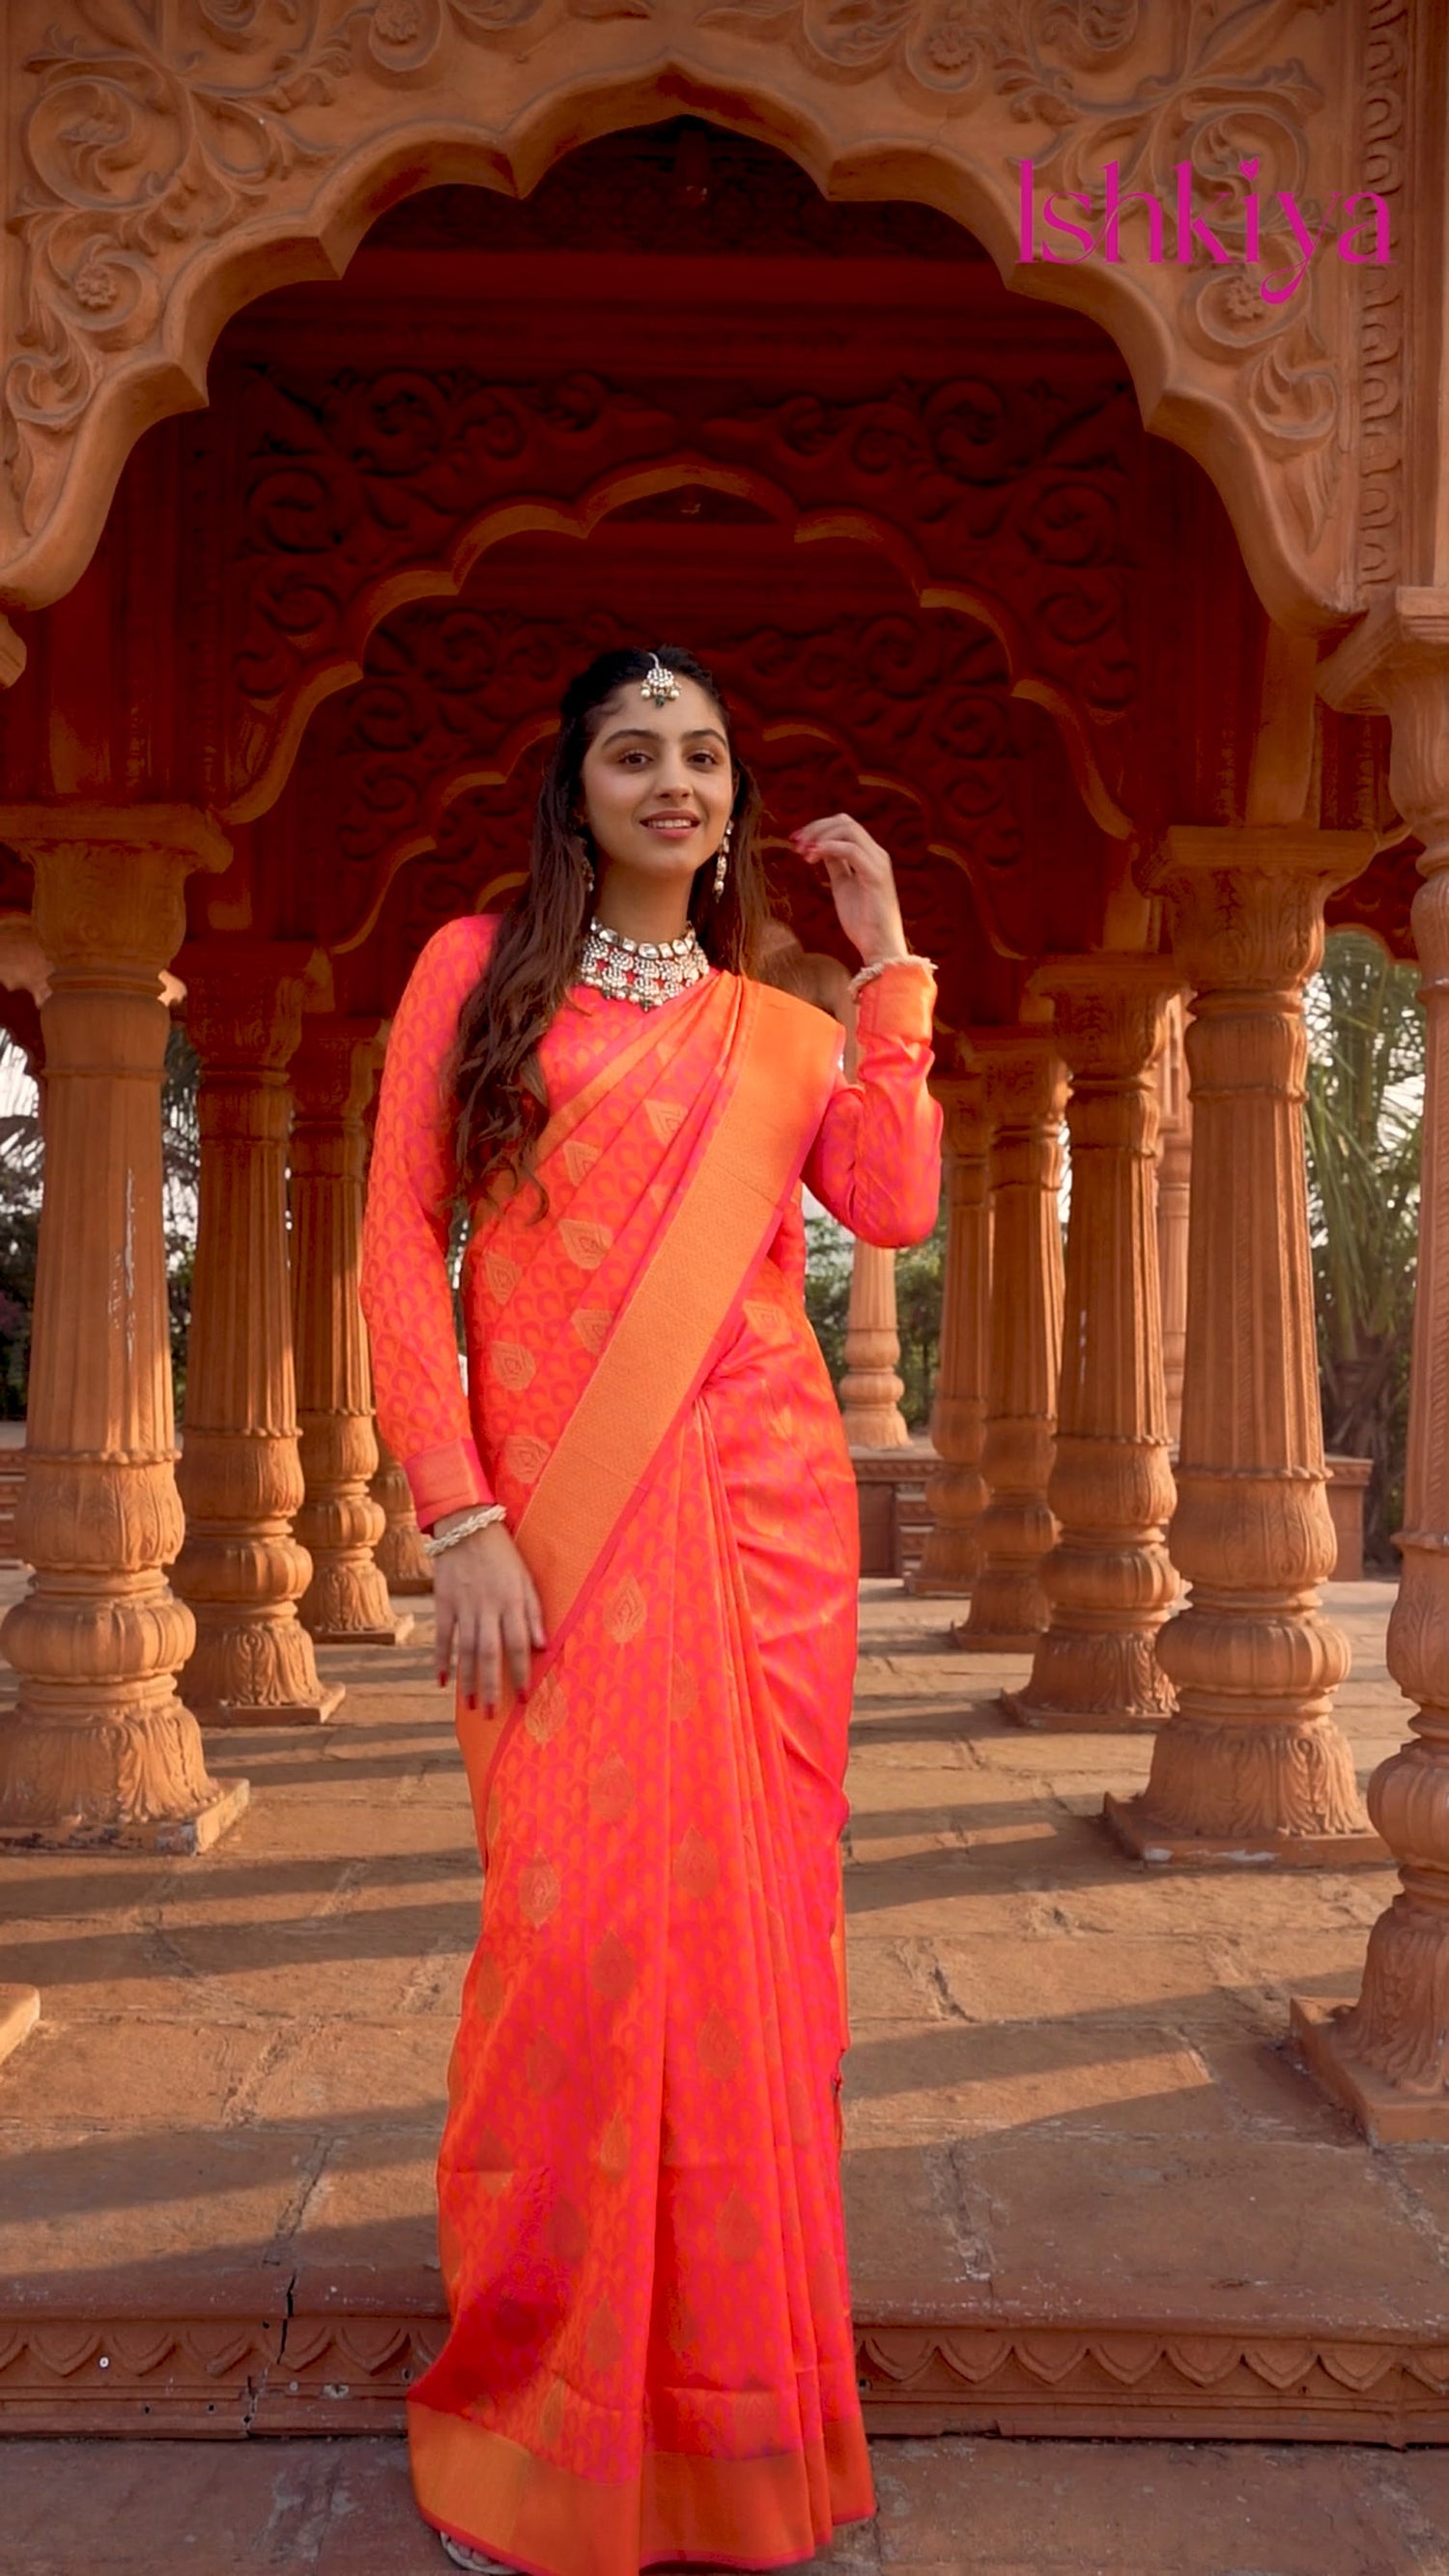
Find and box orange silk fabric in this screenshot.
[361,916,941,2576]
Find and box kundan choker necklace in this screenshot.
[577,916,713,1010]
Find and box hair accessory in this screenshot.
[640,654,680,706]
[423,1503,507,1557]
[848,953,937,997]
[578,917,712,1011]
[713,816,733,902]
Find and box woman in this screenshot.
[361,645,941,2576]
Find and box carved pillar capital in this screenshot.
[954,1026,1066,1656]
[1107,828,1378,1868]
[1010,958,1179,1732]
[0,804,231,981]
[1030,952,1178,1085]
[0,810,245,1849]
[1143,824,1375,994]
[180,939,315,1073]
[173,942,342,1728]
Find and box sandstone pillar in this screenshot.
[1294,631,1449,2130]
[1155,993,1192,1449]
[371,1432,433,1595]
[911,1073,990,1595]
[1009,959,1178,1731]
[173,948,342,1725]
[953,1031,1066,1654]
[291,1017,410,1646]
[838,1242,910,1447]
[0,808,247,1851]
[1105,826,1379,1865]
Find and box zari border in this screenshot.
[408,2399,873,2576]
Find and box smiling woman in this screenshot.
[360,644,942,2576]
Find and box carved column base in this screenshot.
[1006,1628,1175,1732]
[1103,1704,1385,1867]
[1293,1989,1449,2145]
[297,1471,414,1647]
[950,1502,1054,1652]
[907,1465,982,1597]
[371,1438,434,1595]
[0,1699,249,1853]
[182,1614,345,1728]
[0,1987,41,2068]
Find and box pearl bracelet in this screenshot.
[849,953,937,997]
[423,1503,507,1557]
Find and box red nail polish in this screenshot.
[467,1693,478,1712]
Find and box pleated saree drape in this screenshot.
[363,915,940,2576]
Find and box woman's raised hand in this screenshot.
[790,814,910,968]
[433,1520,547,1712]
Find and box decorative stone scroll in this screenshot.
[0,0,1377,633]
[1105,825,1380,1867]
[952,1030,1065,1656]
[0,808,247,1851]
[1009,957,1178,1732]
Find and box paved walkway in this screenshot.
[7,2430,1449,2573]
[4,1574,1446,2569]
[0,1579,1421,2327]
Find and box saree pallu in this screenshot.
[363,923,935,2576]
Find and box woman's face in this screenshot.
[578,674,734,890]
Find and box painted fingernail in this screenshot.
[467,1693,478,1712]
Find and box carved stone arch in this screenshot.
[273,579,1101,1033]
[224,450,1131,836]
[0,4,1386,633]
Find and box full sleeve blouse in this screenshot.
[801,961,942,1247]
[361,928,942,1531]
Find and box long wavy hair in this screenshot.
[448,645,768,1212]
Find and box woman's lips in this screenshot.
[641,815,700,836]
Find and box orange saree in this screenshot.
[361,915,941,2576]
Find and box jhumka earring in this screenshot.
[713,817,733,901]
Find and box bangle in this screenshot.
[849,953,936,996]
[423,1503,507,1557]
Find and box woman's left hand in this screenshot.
[791,814,909,968]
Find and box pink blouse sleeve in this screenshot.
[802,963,942,1247]
[361,915,496,1531]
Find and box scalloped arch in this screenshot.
[0,28,1358,634]
[227,457,1132,835]
[334,686,1030,967]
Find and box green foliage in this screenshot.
[804,1204,945,1433]
[1304,930,1424,1565]
[803,1210,852,1391]
[0,1045,43,1418]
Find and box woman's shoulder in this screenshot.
[405,911,501,1004]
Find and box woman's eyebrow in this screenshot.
[597,724,729,749]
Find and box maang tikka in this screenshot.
[713,816,733,901]
[640,654,680,706]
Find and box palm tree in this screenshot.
[1303,929,1424,1564]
